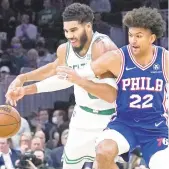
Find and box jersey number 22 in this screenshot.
[130,94,153,108]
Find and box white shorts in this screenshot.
[62,105,115,169]
[63,126,103,169]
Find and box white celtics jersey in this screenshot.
[66,32,116,110]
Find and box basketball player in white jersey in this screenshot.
[5,3,119,169]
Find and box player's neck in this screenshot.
[77,32,94,57]
[133,45,155,66]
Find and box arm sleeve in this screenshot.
[36,75,73,93]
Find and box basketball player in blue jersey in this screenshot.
[56,7,169,169]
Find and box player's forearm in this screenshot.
[35,75,73,93]
[77,78,117,103]
[23,84,37,95]
[23,75,73,95]
[91,51,115,76]
[17,62,56,83]
[77,51,114,78]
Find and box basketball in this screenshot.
[0,105,21,138]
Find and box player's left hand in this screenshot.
[56,66,83,84]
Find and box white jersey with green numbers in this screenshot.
[66,32,116,111]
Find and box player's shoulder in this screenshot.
[57,42,67,53]
[56,42,68,59]
[92,34,118,52]
[91,33,118,61]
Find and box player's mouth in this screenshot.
[70,39,78,46]
[132,46,140,51]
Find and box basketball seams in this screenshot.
[0,105,20,123]
[7,123,21,137]
[0,113,20,124]
[1,123,19,137]
[0,122,20,126]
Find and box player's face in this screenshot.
[64,21,90,52]
[128,27,156,56]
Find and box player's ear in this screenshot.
[150,34,156,44]
[86,22,92,29]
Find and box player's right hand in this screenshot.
[5,86,25,106]
[5,77,25,106]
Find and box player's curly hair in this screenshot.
[62,3,94,24]
[123,7,166,38]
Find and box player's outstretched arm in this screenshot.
[24,75,73,95]
[5,75,73,106]
[56,67,117,103]
[91,50,122,77]
[76,77,117,103]
[72,50,122,79]
[9,43,66,87]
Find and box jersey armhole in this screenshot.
[116,49,125,84]
[162,48,168,83]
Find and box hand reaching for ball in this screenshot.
[5,76,25,106]
[5,87,25,106]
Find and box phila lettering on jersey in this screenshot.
[116,45,168,120]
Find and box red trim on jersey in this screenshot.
[162,48,168,83]
[127,45,157,71]
[162,87,167,112]
[116,49,125,84]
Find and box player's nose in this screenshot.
[131,37,137,44]
[66,32,74,39]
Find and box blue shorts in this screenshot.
[107,116,168,166]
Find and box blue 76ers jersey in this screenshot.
[116,45,168,125]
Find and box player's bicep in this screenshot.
[56,43,67,66]
[91,50,122,77]
[50,43,67,74]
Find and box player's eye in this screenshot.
[136,35,142,38]
[70,29,77,32]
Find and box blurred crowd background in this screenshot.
[0,0,168,169]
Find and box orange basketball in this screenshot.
[0,105,21,138]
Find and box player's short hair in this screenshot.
[123,7,166,38]
[62,3,94,24]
